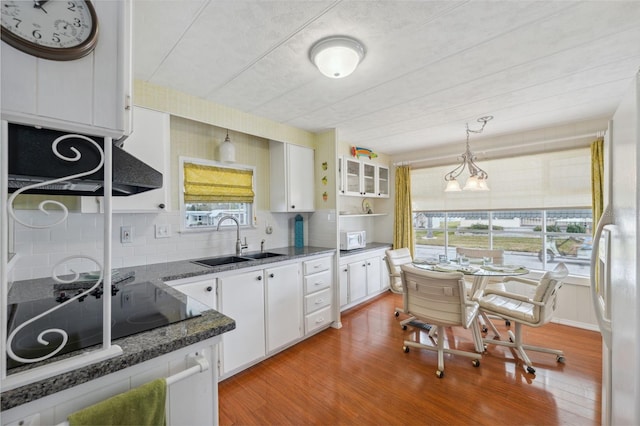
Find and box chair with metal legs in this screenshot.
[385,248,415,327]
[478,263,569,374]
[400,264,483,378]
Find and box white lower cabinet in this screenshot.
[219,269,266,376]
[169,276,216,309]
[340,248,390,311]
[366,256,382,295]
[266,263,302,353]
[339,265,349,307]
[347,261,368,301]
[192,253,335,379]
[1,340,221,426]
[303,256,333,334]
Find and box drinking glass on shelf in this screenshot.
[438,254,448,264]
[459,256,469,266]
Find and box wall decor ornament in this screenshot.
[351,146,377,159]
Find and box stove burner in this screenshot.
[7,281,203,370]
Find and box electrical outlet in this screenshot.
[121,290,133,308]
[155,224,171,239]
[120,226,133,243]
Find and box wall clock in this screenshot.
[1,0,98,61]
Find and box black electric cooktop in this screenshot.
[6,281,203,370]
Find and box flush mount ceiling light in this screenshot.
[220,130,235,163]
[444,116,493,192]
[309,36,365,79]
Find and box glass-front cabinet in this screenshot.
[344,157,362,196]
[340,156,389,198]
[362,162,376,195]
[376,165,389,197]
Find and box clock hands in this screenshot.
[33,0,50,14]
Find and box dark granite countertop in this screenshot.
[339,242,392,257]
[1,245,335,411]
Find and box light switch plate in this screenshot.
[155,224,171,239]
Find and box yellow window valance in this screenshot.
[184,163,254,203]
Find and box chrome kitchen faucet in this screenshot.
[216,215,248,255]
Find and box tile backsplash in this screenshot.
[9,210,305,282]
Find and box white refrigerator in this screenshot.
[591,70,640,425]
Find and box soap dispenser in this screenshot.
[294,214,304,248]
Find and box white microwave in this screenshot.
[340,230,366,250]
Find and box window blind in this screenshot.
[183,163,254,203]
[411,147,591,211]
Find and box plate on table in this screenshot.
[414,258,438,265]
[432,264,461,272]
[481,265,528,273]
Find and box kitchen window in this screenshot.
[180,157,255,231]
[413,209,592,277]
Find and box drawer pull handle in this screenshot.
[314,281,324,286]
[206,286,213,292]
[315,299,324,304]
[314,265,321,269]
[315,317,324,324]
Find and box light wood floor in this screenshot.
[219,292,602,425]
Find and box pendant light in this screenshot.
[220,130,235,163]
[444,116,493,192]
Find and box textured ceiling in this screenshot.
[133,1,640,157]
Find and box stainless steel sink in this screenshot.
[240,252,284,260]
[192,252,285,267]
[192,256,251,267]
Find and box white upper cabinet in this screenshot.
[376,165,390,197]
[270,141,315,212]
[81,106,170,212]
[1,0,132,138]
[340,156,389,198]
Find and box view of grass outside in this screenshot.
[414,209,592,276]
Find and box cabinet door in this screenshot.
[270,142,314,212]
[339,264,349,307]
[0,1,131,138]
[219,270,266,375]
[376,165,390,197]
[287,144,315,211]
[362,162,376,195]
[175,279,216,309]
[366,256,382,295]
[343,157,363,196]
[111,107,170,212]
[348,261,367,302]
[81,107,170,213]
[265,263,302,352]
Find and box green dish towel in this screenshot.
[68,378,167,426]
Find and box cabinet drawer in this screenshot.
[303,257,331,275]
[305,306,332,334]
[304,270,331,294]
[305,288,331,314]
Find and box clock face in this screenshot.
[1,0,98,60]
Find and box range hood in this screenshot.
[7,123,162,196]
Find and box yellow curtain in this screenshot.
[394,165,415,258]
[184,163,254,203]
[591,138,604,235]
